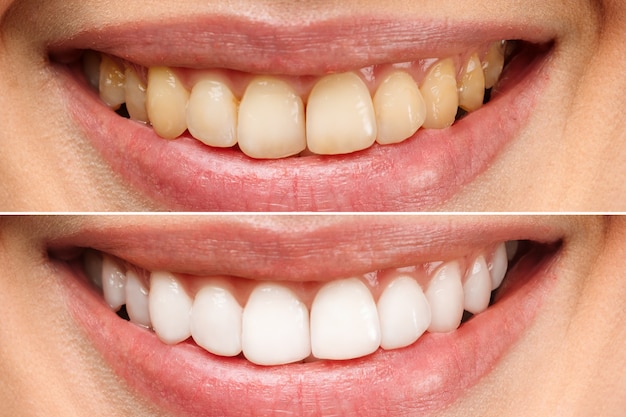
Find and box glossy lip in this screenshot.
[50,14,554,211]
[49,215,562,416]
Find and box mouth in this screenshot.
[48,216,562,416]
[48,12,554,211]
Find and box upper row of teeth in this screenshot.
[85,41,506,159]
[84,241,516,366]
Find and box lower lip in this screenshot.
[60,244,557,416]
[59,46,549,211]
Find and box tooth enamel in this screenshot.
[458,53,486,112]
[373,71,426,145]
[82,51,101,90]
[190,280,243,357]
[425,261,464,332]
[242,283,310,365]
[186,76,238,148]
[310,278,381,360]
[506,240,519,261]
[125,67,149,123]
[306,72,377,155]
[377,275,431,350]
[99,56,126,110]
[101,256,126,311]
[482,42,506,89]
[463,256,492,314]
[237,76,306,158]
[489,243,508,290]
[149,271,192,344]
[125,270,151,328]
[83,250,103,290]
[420,58,459,129]
[146,67,190,139]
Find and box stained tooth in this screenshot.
[242,284,310,365]
[306,72,377,155]
[186,76,238,148]
[125,67,149,123]
[420,58,459,129]
[101,255,126,311]
[125,270,151,328]
[373,71,426,145]
[489,243,508,290]
[146,67,190,139]
[425,261,464,332]
[99,56,126,110]
[458,53,486,112]
[238,76,306,158]
[463,256,492,314]
[482,41,506,89]
[190,280,243,357]
[82,51,101,90]
[310,278,381,360]
[377,276,431,350]
[149,271,192,344]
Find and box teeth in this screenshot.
[146,67,190,139]
[82,51,101,90]
[125,270,151,328]
[99,56,126,110]
[242,284,310,365]
[306,72,377,155]
[149,271,192,344]
[482,41,506,89]
[101,256,126,311]
[463,256,492,314]
[237,76,306,158]
[458,53,486,112]
[186,75,238,148]
[420,58,459,129]
[377,275,431,350]
[505,240,519,261]
[425,261,465,332]
[310,278,381,360]
[124,67,149,123]
[489,243,508,290]
[373,71,426,145]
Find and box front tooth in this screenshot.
[310,278,381,360]
[146,67,190,139]
[420,58,459,129]
[186,76,238,148]
[458,53,486,112]
[149,271,192,344]
[125,67,149,123]
[101,255,126,311]
[425,261,464,332]
[489,243,508,290]
[238,76,306,158]
[191,280,243,357]
[463,256,492,314]
[377,276,431,350]
[373,71,426,145]
[125,270,151,328]
[482,41,506,89]
[242,284,310,365]
[306,72,377,155]
[99,56,126,110]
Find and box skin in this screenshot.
[0,0,624,211]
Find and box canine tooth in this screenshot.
[125,270,151,328]
[101,255,126,311]
[125,67,149,123]
[242,284,310,365]
[146,67,190,139]
[191,280,243,357]
[489,243,508,290]
[82,51,101,90]
[238,76,306,158]
[306,72,377,155]
[482,41,506,89]
[149,271,192,344]
[99,56,126,110]
[425,261,464,332]
[420,58,459,129]
[458,53,486,112]
[377,276,431,350]
[373,71,426,145]
[310,278,381,360]
[463,256,492,314]
[186,76,238,148]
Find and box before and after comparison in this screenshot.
[0,1,625,417]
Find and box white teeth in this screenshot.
[373,71,426,145]
[242,284,310,365]
[83,250,103,290]
[310,278,381,360]
[482,42,506,89]
[99,56,126,110]
[101,256,126,311]
[377,275,431,350]
[125,270,151,328]
[425,261,464,333]
[306,72,377,155]
[506,240,519,261]
[190,280,243,357]
[463,256,492,314]
[420,58,459,129]
[186,75,238,148]
[489,243,508,290]
[146,67,190,139]
[458,53,486,112]
[149,271,192,344]
[124,67,149,123]
[238,76,306,158]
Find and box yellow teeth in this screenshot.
[99,56,126,110]
[146,67,190,139]
[124,67,149,123]
[458,53,486,112]
[482,41,506,89]
[420,58,459,129]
